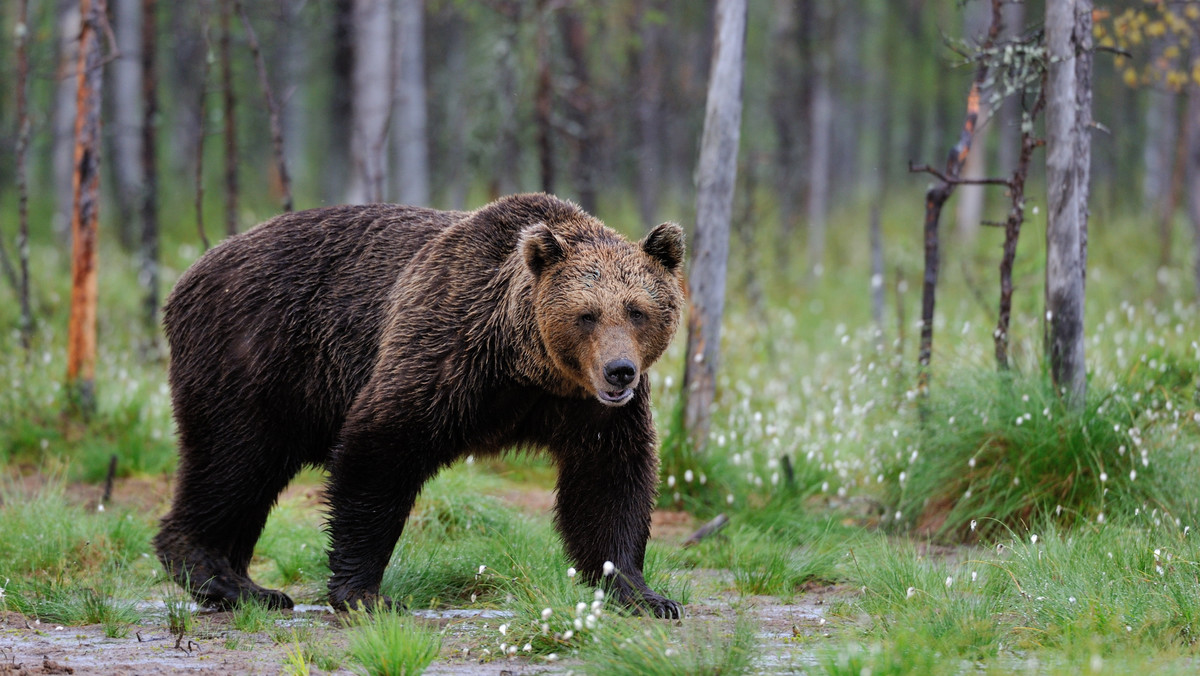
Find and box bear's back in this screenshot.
[164,204,462,447]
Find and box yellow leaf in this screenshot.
[1187,4,1200,21]
[1164,45,1181,59]
[1125,67,1140,87]
[1146,20,1166,37]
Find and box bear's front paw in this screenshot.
[328,589,400,613]
[639,592,683,620]
[617,587,682,619]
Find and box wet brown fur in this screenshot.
[154,193,685,617]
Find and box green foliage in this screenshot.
[231,597,284,633]
[882,368,1200,542]
[345,605,442,676]
[582,613,757,676]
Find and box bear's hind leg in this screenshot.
[324,422,441,611]
[155,438,304,610]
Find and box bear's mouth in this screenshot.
[598,388,635,406]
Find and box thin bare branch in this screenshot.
[235,0,293,212]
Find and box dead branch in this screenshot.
[916,0,1004,400]
[995,84,1047,370]
[908,161,1012,188]
[235,1,293,212]
[682,513,730,548]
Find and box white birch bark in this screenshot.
[110,0,144,249]
[1044,0,1088,404]
[682,0,746,451]
[346,0,393,204]
[53,0,82,240]
[391,0,429,206]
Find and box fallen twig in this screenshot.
[682,513,729,548]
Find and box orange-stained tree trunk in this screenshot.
[912,0,1002,399]
[67,0,107,414]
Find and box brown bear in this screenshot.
[153,193,685,618]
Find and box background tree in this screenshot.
[1044,0,1092,404]
[391,0,429,206]
[682,0,746,453]
[66,0,108,414]
[107,0,143,250]
[347,0,392,204]
[140,0,159,338]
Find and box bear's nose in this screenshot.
[604,359,637,387]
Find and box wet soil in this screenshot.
[0,475,845,674]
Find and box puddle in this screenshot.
[411,608,515,620]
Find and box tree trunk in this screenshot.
[220,0,238,235]
[768,0,801,253]
[805,0,833,280]
[1044,0,1089,404]
[1142,89,1176,218]
[915,0,1002,397]
[560,8,598,214]
[237,0,293,212]
[166,0,207,177]
[346,0,393,204]
[67,0,105,415]
[391,0,429,206]
[109,0,143,250]
[140,0,160,340]
[994,0,1025,177]
[53,0,82,242]
[493,17,521,197]
[326,0,354,202]
[278,0,307,190]
[439,12,468,209]
[1186,54,1200,299]
[17,0,34,350]
[535,3,555,195]
[682,0,746,453]
[1075,1,1092,287]
[870,203,885,350]
[635,0,664,231]
[954,0,993,248]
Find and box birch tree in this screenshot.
[109,0,144,250]
[682,0,746,452]
[392,0,430,206]
[1044,0,1091,404]
[53,0,81,241]
[346,0,393,204]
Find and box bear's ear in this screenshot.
[522,223,567,277]
[640,222,685,273]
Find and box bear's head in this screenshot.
[522,220,685,406]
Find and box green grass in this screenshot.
[880,367,1200,542]
[582,613,758,676]
[3,185,1200,673]
[345,605,442,676]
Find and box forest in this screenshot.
[2,0,1200,673]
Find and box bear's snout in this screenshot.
[604,359,637,388]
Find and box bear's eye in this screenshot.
[628,307,646,322]
[578,312,598,327]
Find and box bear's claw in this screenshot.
[328,589,400,613]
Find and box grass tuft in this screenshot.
[345,604,441,676]
[883,370,1200,541]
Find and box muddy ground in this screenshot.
[0,478,844,675]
